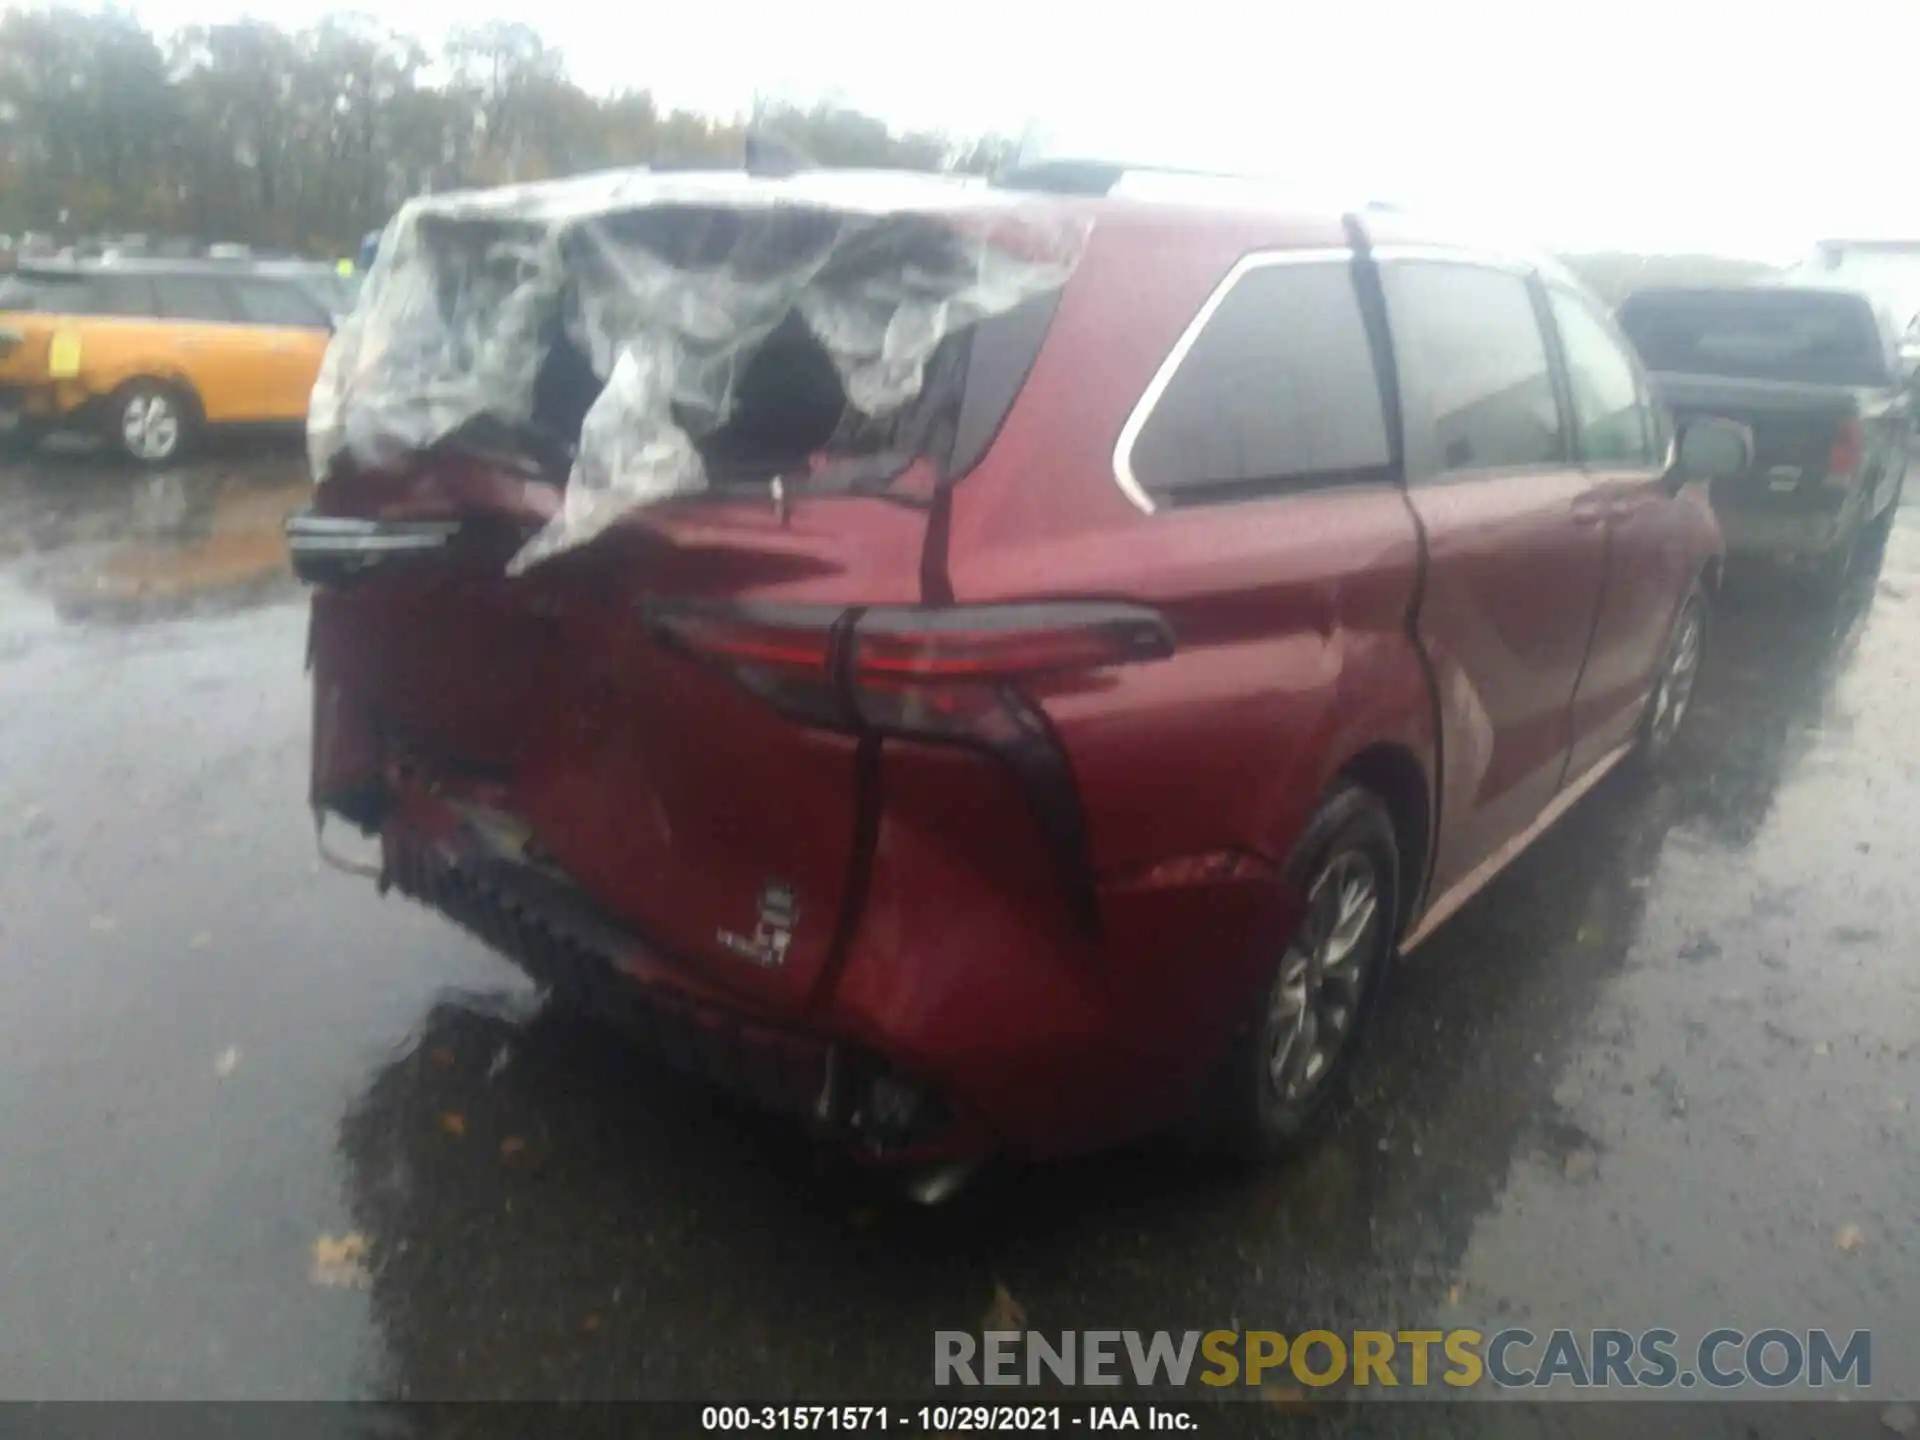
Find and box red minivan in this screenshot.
[290,166,1744,1188]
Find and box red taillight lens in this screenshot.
[648,600,1174,737]
[646,604,841,672]
[651,599,1172,933]
[1827,417,1865,482]
[852,603,1174,683]
[647,603,851,728]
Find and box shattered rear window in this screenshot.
[307,169,1087,572]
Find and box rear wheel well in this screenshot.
[1339,745,1430,943]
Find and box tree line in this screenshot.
[0,6,1018,256]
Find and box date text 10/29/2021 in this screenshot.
[701,1407,1193,1431]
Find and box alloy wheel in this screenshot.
[1268,848,1381,1105]
[121,391,181,463]
[1649,605,1702,749]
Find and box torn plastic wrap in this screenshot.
[308,170,1089,572]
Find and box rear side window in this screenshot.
[153,276,236,323]
[1384,261,1564,478]
[2,273,154,318]
[0,275,61,312]
[1549,289,1656,465]
[1617,289,1892,387]
[230,277,330,328]
[77,274,158,319]
[1124,258,1391,505]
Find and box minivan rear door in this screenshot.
[1378,253,1611,897]
[301,240,1071,1018]
[224,275,331,420]
[307,481,931,1016]
[1545,283,1690,776]
[149,272,258,423]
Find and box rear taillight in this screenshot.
[648,600,1174,740]
[853,604,1172,682]
[643,604,853,729]
[643,605,841,674]
[1826,417,1865,484]
[649,600,1176,929]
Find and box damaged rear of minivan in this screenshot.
[292,169,1185,1174]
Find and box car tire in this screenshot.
[1636,588,1707,764]
[1199,782,1400,1161]
[107,380,195,466]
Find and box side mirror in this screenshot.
[1674,416,1753,485]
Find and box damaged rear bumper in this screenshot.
[351,777,987,1166]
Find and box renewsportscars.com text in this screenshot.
[935,1328,1872,1391]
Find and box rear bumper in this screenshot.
[365,779,989,1165]
[305,593,1284,1165]
[389,827,836,1118]
[1712,499,1853,567]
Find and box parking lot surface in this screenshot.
[1,445,1915,1428]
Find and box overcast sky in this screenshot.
[123,0,1920,260]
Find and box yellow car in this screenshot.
[0,260,339,465]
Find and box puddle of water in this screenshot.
[95,483,307,600]
[0,459,313,625]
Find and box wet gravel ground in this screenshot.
[1,441,1916,1430]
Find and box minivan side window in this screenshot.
[153,276,236,324]
[1383,260,1565,478]
[1124,258,1391,505]
[88,275,159,318]
[1549,288,1656,465]
[0,276,45,311]
[31,274,156,319]
[230,277,330,329]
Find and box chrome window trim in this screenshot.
[1110,246,1357,515]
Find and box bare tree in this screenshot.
[0,6,1018,252]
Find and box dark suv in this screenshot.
[290,167,1744,1187]
[1617,284,1912,587]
